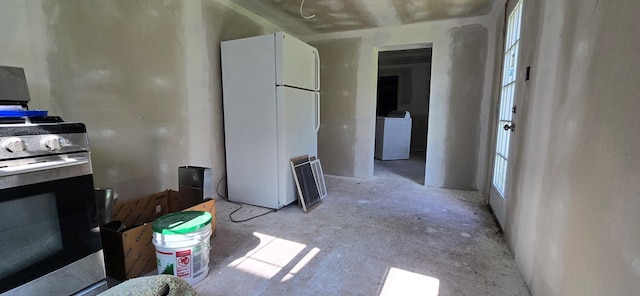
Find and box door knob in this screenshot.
[503,123,515,132]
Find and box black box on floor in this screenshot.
[178,166,213,210]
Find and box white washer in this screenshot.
[375,111,412,160]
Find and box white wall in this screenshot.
[0,0,281,201]
[0,1,52,112]
[410,63,431,152]
[502,0,640,294]
[306,1,504,190]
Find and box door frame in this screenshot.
[372,43,433,184]
[488,0,526,230]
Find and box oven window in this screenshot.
[0,193,63,279]
[0,174,101,293]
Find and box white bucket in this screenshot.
[152,211,212,286]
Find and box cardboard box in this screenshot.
[100,190,216,281]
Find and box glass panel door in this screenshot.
[490,0,523,229]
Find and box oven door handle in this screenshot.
[0,156,90,177]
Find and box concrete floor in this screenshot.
[192,154,530,295]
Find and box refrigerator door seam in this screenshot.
[315,93,320,132]
[314,49,320,90]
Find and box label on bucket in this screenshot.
[176,250,191,277]
[157,244,206,279]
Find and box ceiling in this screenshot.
[227,0,497,35]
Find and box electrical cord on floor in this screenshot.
[216,176,228,200]
[216,176,277,223]
[229,203,277,223]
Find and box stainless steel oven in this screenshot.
[0,122,107,295]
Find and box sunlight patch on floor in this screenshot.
[227,232,319,281]
[281,247,320,282]
[379,267,440,296]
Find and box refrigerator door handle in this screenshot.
[314,49,320,90]
[315,92,320,132]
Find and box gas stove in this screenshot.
[0,120,90,162]
[0,65,89,162]
[0,108,90,161]
[0,65,107,295]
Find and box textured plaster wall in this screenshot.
[305,4,501,190]
[0,1,53,113]
[0,0,280,201]
[444,25,487,190]
[504,0,640,295]
[310,38,361,176]
[42,0,187,200]
[410,63,431,152]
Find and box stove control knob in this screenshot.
[3,138,27,153]
[42,136,63,151]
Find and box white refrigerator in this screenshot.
[221,32,320,209]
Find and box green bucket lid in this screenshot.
[152,211,212,235]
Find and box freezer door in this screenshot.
[275,32,320,91]
[277,87,319,207]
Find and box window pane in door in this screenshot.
[493,1,523,196]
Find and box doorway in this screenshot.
[374,47,432,185]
